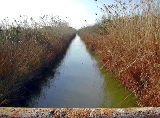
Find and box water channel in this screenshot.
[28,35,137,107]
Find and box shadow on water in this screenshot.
[1,39,73,107]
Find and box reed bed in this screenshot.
[79,0,160,106]
[0,16,76,106]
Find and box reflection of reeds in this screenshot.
[79,0,160,106]
[0,16,76,106]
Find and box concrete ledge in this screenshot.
[0,107,159,117]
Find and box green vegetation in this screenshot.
[79,0,160,106]
[89,52,137,107]
[0,15,76,106]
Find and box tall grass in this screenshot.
[79,0,160,106]
[0,15,76,106]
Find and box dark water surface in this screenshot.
[28,35,137,107]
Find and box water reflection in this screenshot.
[28,35,104,107]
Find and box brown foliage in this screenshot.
[79,0,160,106]
[0,16,76,104]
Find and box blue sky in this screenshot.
[0,0,115,29]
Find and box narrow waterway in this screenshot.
[28,35,137,107]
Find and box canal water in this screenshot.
[28,35,137,107]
